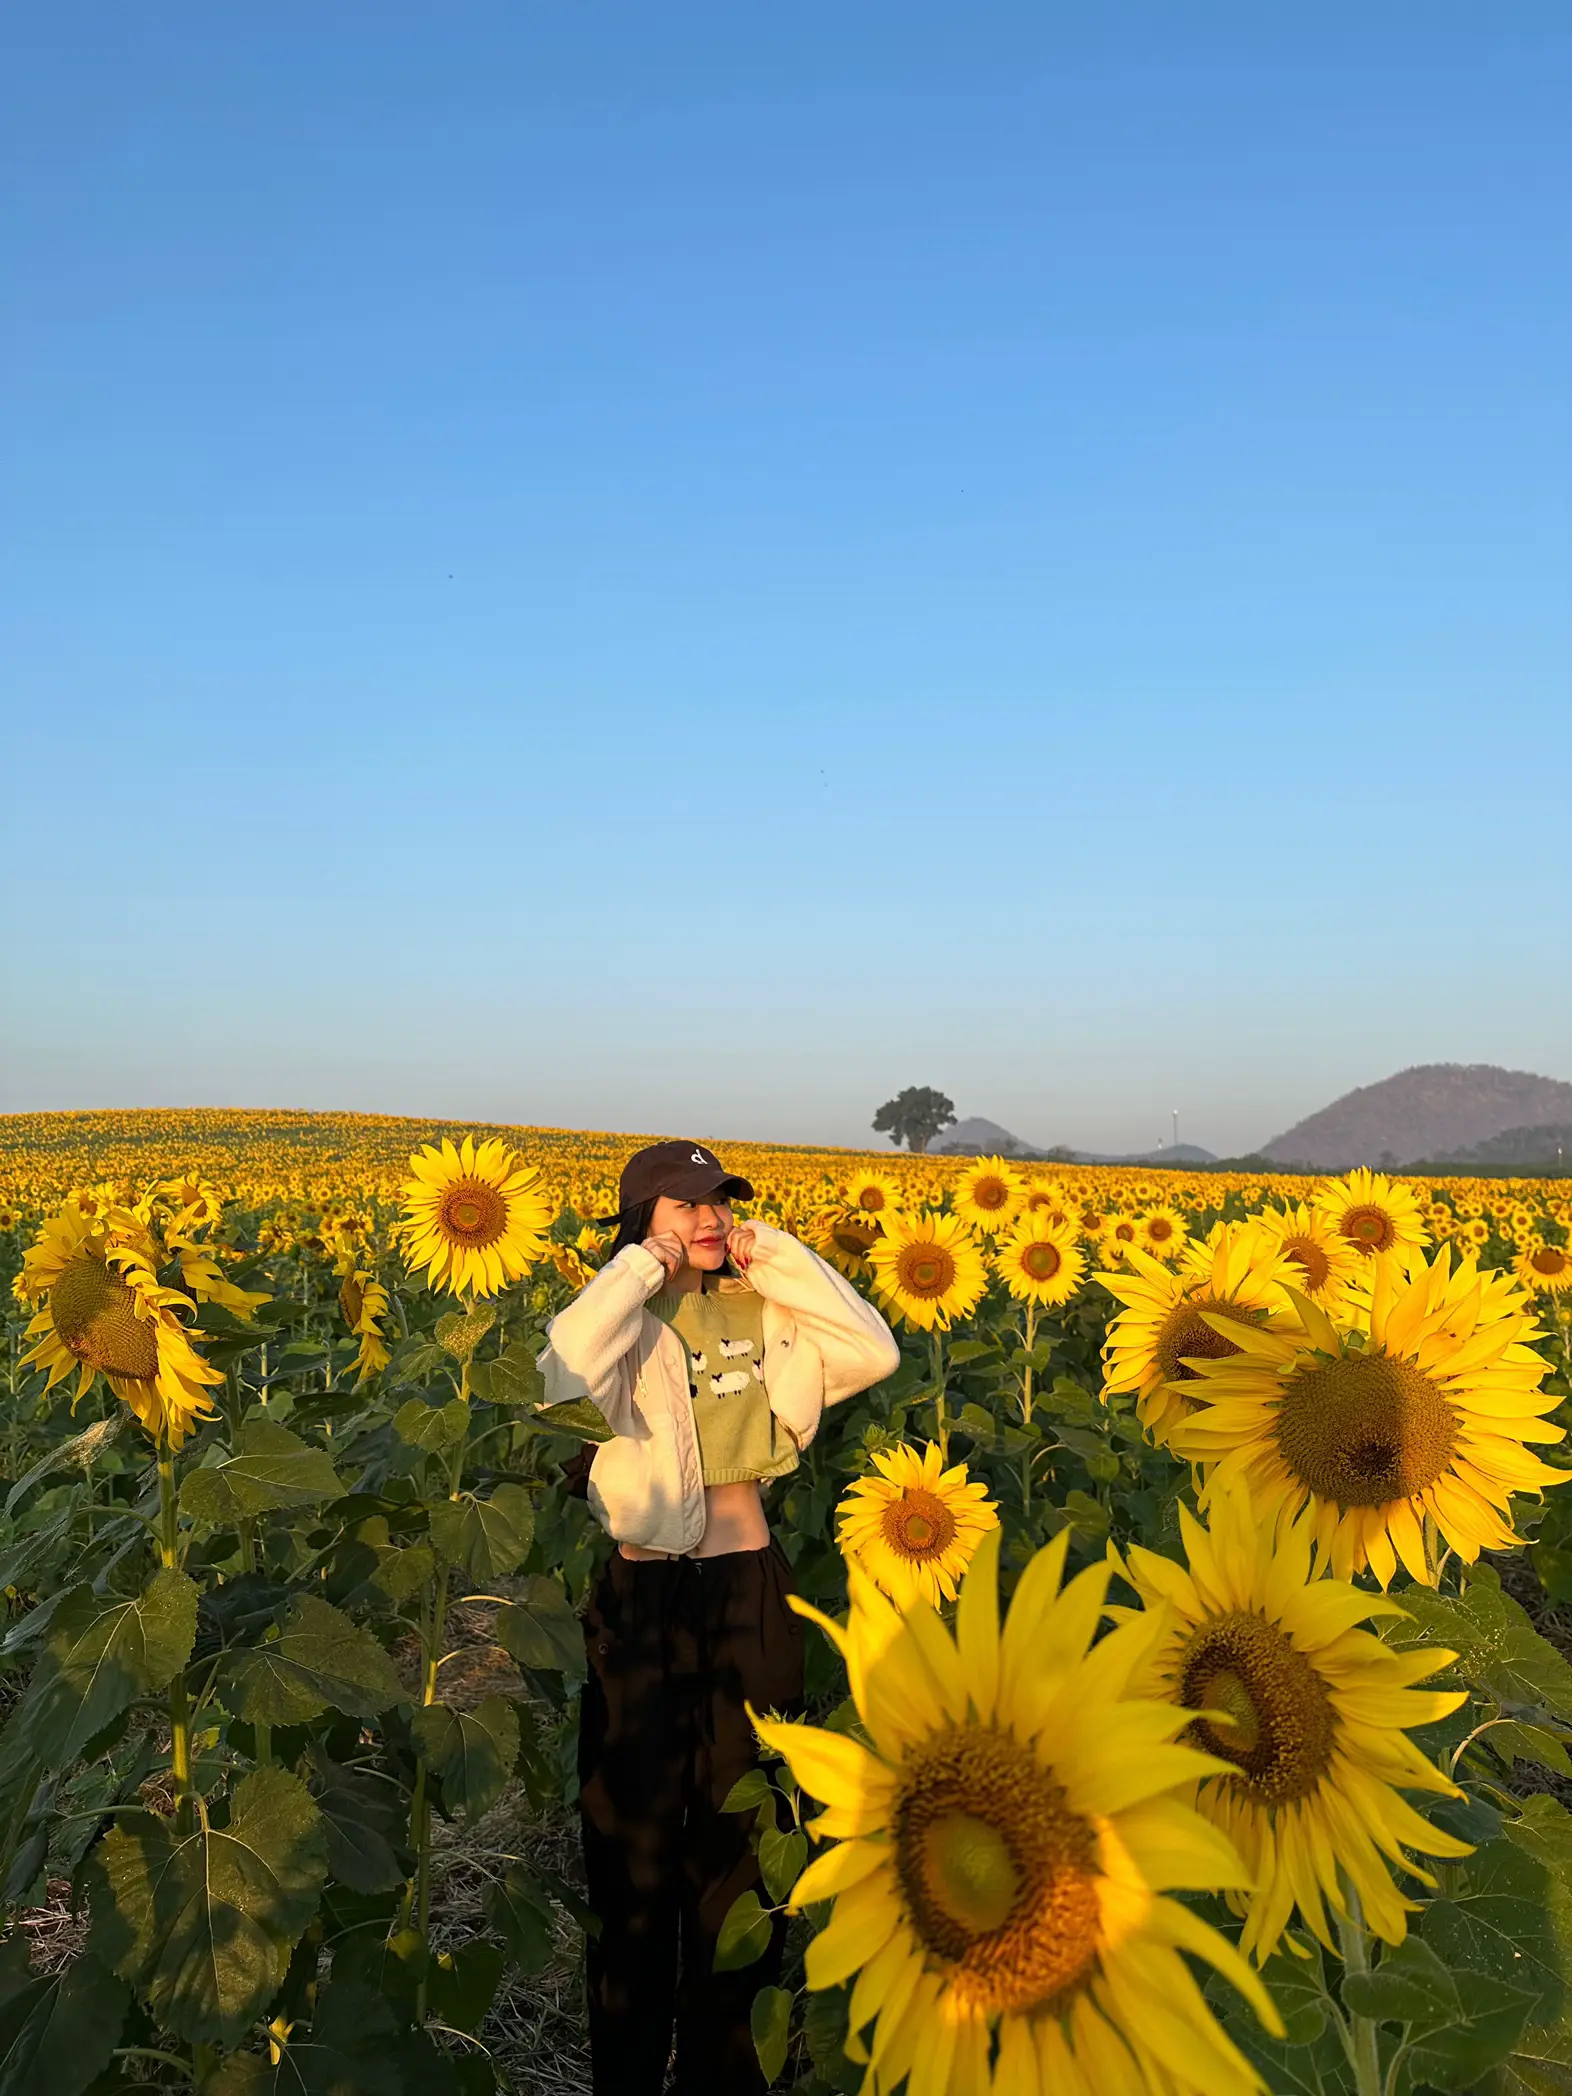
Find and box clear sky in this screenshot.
[3,3,1568,1157]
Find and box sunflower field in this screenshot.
[1,1107,1572,2096]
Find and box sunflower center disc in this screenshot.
[1531,1247,1568,1277]
[1022,1243,1062,1281]
[1180,1610,1335,1804]
[1275,1350,1458,1508]
[1155,1296,1261,1383]
[1148,1220,1174,1243]
[49,1255,159,1381]
[974,1181,1009,1212]
[1282,1236,1331,1290]
[836,1222,877,1256]
[1339,1204,1395,1253]
[857,1190,884,1212]
[436,1179,508,1248]
[882,1486,958,1561]
[894,1726,1102,2017]
[898,1248,957,1299]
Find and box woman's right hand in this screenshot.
[642,1230,686,1278]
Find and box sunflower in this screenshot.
[811,1208,883,1281]
[1104,1214,1140,1261]
[953,1156,1027,1235]
[1021,1180,1071,1223]
[1171,1247,1568,1586]
[995,1215,1086,1308]
[751,1532,1281,2096]
[339,1268,392,1385]
[19,1200,223,1447]
[1097,1223,1299,1443]
[836,1440,999,1608]
[1517,1240,1572,1298]
[1312,1168,1429,1269]
[844,1171,903,1225]
[400,1136,553,1297]
[1138,1206,1189,1263]
[868,1211,990,1333]
[1111,1494,1469,1961]
[1252,1201,1361,1312]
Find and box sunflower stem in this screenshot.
[1335,1891,1384,2096]
[1021,1304,1036,1518]
[157,1450,195,1833]
[929,1332,948,1462]
[412,1358,472,2023]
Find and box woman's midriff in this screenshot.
[617,1479,770,1562]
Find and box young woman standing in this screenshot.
[541,1140,899,2095]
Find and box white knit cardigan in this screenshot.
[538,1221,901,1554]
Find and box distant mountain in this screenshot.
[1410,1121,1572,1173]
[927,1117,1216,1167]
[1262,1065,1572,1169]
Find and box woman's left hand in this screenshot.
[727,1224,757,1271]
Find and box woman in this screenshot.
[541,1139,899,2095]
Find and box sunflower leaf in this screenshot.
[392,1397,470,1456]
[1422,1795,1572,2043]
[412,1697,518,1822]
[758,1824,808,1903]
[1384,1570,1572,1725]
[495,1576,583,1674]
[307,1749,408,1894]
[88,1765,329,2049]
[219,1595,405,1728]
[180,1416,344,1524]
[468,1342,548,1410]
[750,1985,793,2085]
[0,1950,128,2096]
[713,1889,772,1973]
[486,1864,556,1975]
[427,1485,534,1581]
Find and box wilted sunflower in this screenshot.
[1517,1240,1572,1298]
[1112,1494,1469,1962]
[843,1171,903,1224]
[1313,1168,1429,1268]
[19,1200,222,1447]
[1138,1206,1189,1263]
[953,1155,1027,1235]
[752,1532,1281,2096]
[339,1268,392,1385]
[401,1136,553,1297]
[1173,1248,1568,1586]
[868,1211,990,1332]
[1253,1200,1361,1312]
[836,1440,999,1608]
[1097,1223,1298,1443]
[995,1215,1086,1308]
[810,1208,883,1282]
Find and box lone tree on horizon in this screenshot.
[873,1086,956,1154]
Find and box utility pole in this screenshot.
[1172,1108,1180,1154]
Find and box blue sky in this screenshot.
[3,3,1568,1156]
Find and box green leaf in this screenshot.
[758,1824,808,1904]
[180,1416,344,1524]
[27,1568,197,1769]
[721,1770,773,1817]
[220,1596,405,1728]
[1386,1572,1572,1724]
[0,1951,128,2096]
[1487,1721,1572,1779]
[386,1335,451,1384]
[272,1983,403,2096]
[495,1576,583,1674]
[946,1341,997,1365]
[750,1984,792,2084]
[467,1342,547,1410]
[412,1697,518,1822]
[90,1764,329,2049]
[429,1941,504,2034]
[1255,1945,1329,2048]
[1343,1935,1457,2023]
[308,1751,407,1895]
[428,1484,535,1581]
[714,1889,772,1973]
[524,1397,613,1442]
[1423,1794,1572,2040]
[486,1864,556,1976]
[393,1398,471,1456]
[1404,1968,1536,2093]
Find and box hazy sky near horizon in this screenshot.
[3,3,1569,1157]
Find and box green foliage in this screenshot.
[427,1485,534,1581]
[412,1697,519,1822]
[0,1942,127,2096]
[220,1595,405,1727]
[180,1415,345,1524]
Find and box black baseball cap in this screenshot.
[602,1140,754,1221]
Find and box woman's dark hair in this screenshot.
[608,1198,659,1259]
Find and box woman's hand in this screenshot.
[643,1230,686,1278]
[726,1224,757,1271]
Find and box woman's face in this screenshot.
[649,1194,733,1270]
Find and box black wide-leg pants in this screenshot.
[577,1540,805,2096]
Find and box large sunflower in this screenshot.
[1517,1240,1572,1298]
[1312,1168,1429,1269]
[868,1211,990,1333]
[1252,1201,1360,1313]
[400,1136,553,1297]
[752,1532,1281,2096]
[953,1156,1027,1236]
[995,1215,1086,1308]
[1112,1495,1469,1962]
[1172,1248,1568,1586]
[835,1440,999,1608]
[19,1200,223,1447]
[811,1207,883,1282]
[1097,1223,1298,1444]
